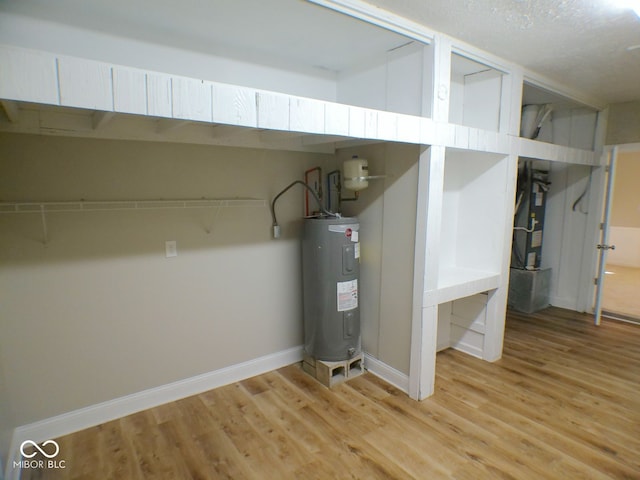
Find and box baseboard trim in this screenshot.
[549,296,578,311]
[6,346,303,480]
[363,353,410,394]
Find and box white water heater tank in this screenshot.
[343,156,368,191]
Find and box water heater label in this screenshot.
[354,242,360,259]
[337,279,358,312]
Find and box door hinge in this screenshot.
[594,278,599,285]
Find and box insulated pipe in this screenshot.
[271,180,339,238]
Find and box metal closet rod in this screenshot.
[0,198,267,245]
[0,198,266,213]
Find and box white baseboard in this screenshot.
[6,346,303,480]
[451,343,483,359]
[363,353,410,394]
[549,295,579,311]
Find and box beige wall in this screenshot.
[611,151,640,228]
[339,143,419,375]
[607,151,640,267]
[606,101,640,145]
[0,133,335,429]
[0,341,12,472]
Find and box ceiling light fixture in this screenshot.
[610,0,640,17]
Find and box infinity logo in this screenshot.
[20,440,60,459]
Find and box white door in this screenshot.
[593,146,618,326]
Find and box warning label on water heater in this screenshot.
[337,279,358,312]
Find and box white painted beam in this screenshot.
[431,34,452,123]
[0,46,59,105]
[0,46,600,163]
[212,83,257,128]
[502,68,523,136]
[147,73,172,118]
[290,96,325,134]
[57,56,113,111]
[324,102,350,136]
[483,153,518,362]
[257,91,290,130]
[113,67,147,115]
[376,110,397,141]
[396,113,422,143]
[409,146,445,400]
[172,77,212,122]
[348,106,366,138]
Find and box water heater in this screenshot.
[302,216,361,362]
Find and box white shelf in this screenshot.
[519,81,601,159]
[1,45,599,164]
[0,198,266,244]
[0,198,266,213]
[428,267,500,305]
[0,45,429,148]
[518,137,602,166]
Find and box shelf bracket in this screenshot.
[204,205,223,235]
[1,100,20,123]
[156,119,190,134]
[92,111,116,130]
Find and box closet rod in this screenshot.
[0,198,266,214]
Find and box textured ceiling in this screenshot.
[1,0,639,105]
[370,0,640,104]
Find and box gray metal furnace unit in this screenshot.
[302,216,361,362]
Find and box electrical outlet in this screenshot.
[165,240,177,258]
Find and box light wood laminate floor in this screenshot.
[21,307,640,479]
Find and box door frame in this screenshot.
[578,142,640,315]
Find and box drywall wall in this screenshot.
[0,341,12,475]
[608,227,640,267]
[607,151,640,267]
[0,132,335,428]
[610,151,640,228]
[606,101,640,145]
[0,12,336,101]
[338,143,420,375]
